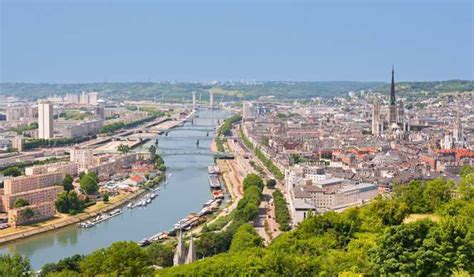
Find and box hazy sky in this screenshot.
[1,0,472,83]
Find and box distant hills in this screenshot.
[0,80,472,101]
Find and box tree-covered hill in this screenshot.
[2,80,472,101]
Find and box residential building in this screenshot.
[38,101,54,139]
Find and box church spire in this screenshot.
[390,65,396,106]
[185,235,196,264]
[173,229,186,266]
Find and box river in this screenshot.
[0,109,231,270]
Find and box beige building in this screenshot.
[38,101,54,139]
[25,162,78,177]
[0,171,64,226]
[3,172,63,195]
[8,202,57,227]
[70,147,94,169]
[3,186,63,211]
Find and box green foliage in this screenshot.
[0,254,32,277]
[368,197,410,226]
[218,114,242,136]
[148,144,157,159]
[23,136,94,150]
[266,179,276,189]
[240,126,284,180]
[14,198,30,208]
[40,254,83,277]
[102,193,109,203]
[205,213,233,232]
[62,174,74,192]
[55,191,83,214]
[23,207,35,219]
[372,217,473,276]
[230,223,263,252]
[239,128,254,151]
[117,143,130,154]
[458,172,474,201]
[196,173,264,258]
[80,241,152,276]
[145,242,174,268]
[10,122,38,134]
[394,178,454,213]
[290,153,303,165]
[215,136,225,152]
[99,121,125,134]
[79,173,99,195]
[272,190,291,231]
[255,147,284,180]
[2,166,22,177]
[460,165,474,177]
[99,115,159,134]
[243,173,264,192]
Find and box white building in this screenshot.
[287,164,379,225]
[38,101,54,139]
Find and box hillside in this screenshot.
[1,80,472,101]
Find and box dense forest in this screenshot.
[1,80,472,101]
[1,167,472,276]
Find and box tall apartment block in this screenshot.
[38,101,54,139]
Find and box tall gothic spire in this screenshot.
[390,65,396,106]
[185,235,196,264]
[173,229,186,266]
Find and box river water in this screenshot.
[0,109,230,270]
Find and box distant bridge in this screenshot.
[158,151,233,159]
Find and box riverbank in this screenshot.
[0,187,151,245]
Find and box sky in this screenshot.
[0,0,472,83]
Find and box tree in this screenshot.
[14,198,30,208]
[40,254,83,277]
[80,174,99,195]
[372,198,409,226]
[460,165,474,177]
[80,241,152,276]
[423,178,453,211]
[422,217,473,275]
[290,154,303,165]
[23,208,35,219]
[102,193,109,203]
[149,145,157,160]
[3,166,22,177]
[230,224,263,252]
[117,144,130,154]
[0,254,32,277]
[266,179,277,189]
[458,173,474,201]
[55,191,83,214]
[145,242,174,267]
[62,174,74,192]
[243,173,264,192]
[372,220,435,276]
[55,192,69,213]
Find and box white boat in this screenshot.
[127,203,133,208]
